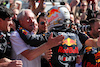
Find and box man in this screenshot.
[12,9,19,20]
[0,5,23,67]
[82,18,100,67]
[37,12,50,67]
[10,9,64,67]
[37,12,48,34]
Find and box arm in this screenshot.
[17,26,59,47]
[15,1,22,10]
[12,32,64,61]
[29,0,36,11]
[78,32,99,47]
[92,0,98,11]
[70,0,80,14]
[29,0,44,16]
[17,27,50,47]
[85,38,98,47]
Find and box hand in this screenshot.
[92,0,98,4]
[44,49,53,61]
[47,32,64,48]
[97,37,100,47]
[0,58,12,63]
[70,0,80,6]
[8,60,23,67]
[76,55,82,64]
[97,29,100,47]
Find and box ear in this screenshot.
[19,19,22,25]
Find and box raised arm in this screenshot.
[29,0,44,16]
[70,0,80,14]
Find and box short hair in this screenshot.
[37,12,46,23]
[89,18,100,24]
[96,12,100,18]
[17,9,35,21]
[0,5,13,20]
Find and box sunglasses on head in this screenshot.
[40,22,47,25]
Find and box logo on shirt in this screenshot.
[62,38,76,46]
[94,51,100,63]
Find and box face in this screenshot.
[75,19,80,24]
[0,17,13,32]
[20,10,38,32]
[80,2,87,11]
[38,16,47,33]
[12,9,19,20]
[9,0,14,4]
[92,21,100,37]
[33,22,38,34]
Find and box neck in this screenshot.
[89,31,98,38]
[38,30,48,34]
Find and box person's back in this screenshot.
[49,31,82,67]
[46,6,83,67]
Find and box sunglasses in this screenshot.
[40,22,47,25]
[82,5,87,6]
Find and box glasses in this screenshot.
[40,22,47,25]
[82,4,87,6]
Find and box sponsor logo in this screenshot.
[85,62,100,67]
[47,9,60,17]
[47,14,59,24]
[94,51,100,63]
[62,38,76,46]
[58,46,79,54]
[85,47,92,52]
[58,55,76,67]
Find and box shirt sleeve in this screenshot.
[10,31,29,55]
[78,32,89,44]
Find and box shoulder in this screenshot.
[10,31,20,37]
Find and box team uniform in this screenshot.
[0,31,11,59]
[49,32,82,67]
[82,32,100,67]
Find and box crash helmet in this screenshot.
[47,5,71,31]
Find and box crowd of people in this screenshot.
[0,0,100,67]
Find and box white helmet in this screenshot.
[47,5,70,31]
